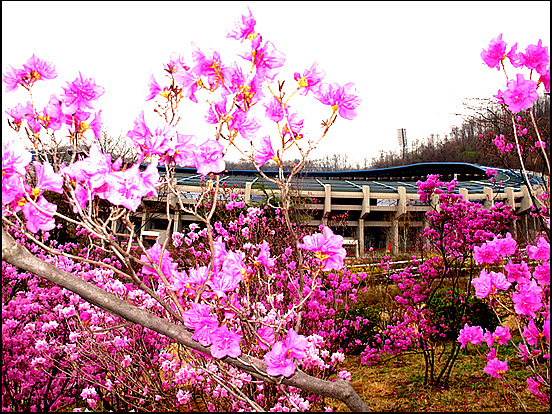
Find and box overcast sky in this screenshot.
[2,1,550,164]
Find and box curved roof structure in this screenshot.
[162,162,545,194]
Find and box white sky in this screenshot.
[2,1,550,164]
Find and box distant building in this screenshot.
[122,162,547,256]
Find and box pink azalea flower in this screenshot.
[257,326,276,351]
[87,110,103,140]
[2,137,32,177]
[533,263,550,286]
[481,34,507,70]
[504,260,531,284]
[250,41,286,82]
[3,66,26,92]
[210,325,242,359]
[299,226,347,271]
[484,358,508,378]
[263,96,285,123]
[173,66,201,103]
[194,139,225,176]
[5,101,35,129]
[520,39,549,75]
[205,97,228,124]
[282,111,304,140]
[264,341,297,377]
[142,124,176,157]
[21,195,58,234]
[256,240,275,268]
[254,135,275,166]
[2,173,25,206]
[191,315,219,346]
[3,54,57,92]
[458,324,484,348]
[187,266,209,287]
[502,73,538,113]
[493,232,517,257]
[165,53,190,74]
[226,8,256,42]
[526,236,550,261]
[526,377,547,401]
[473,242,499,265]
[208,267,242,299]
[140,242,177,279]
[169,270,191,296]
[127,111,152,149]
[33,161,64,195]
[491,326,511,346]
[313,82,362,120]
[512,280,542,318]
[294,61,325,96]
[472,269,511,299]
[145,74,169,101]
[523,319,542,346]
[191,44,233,90]
[283,328,308,360]
[60,72,105,114]
[168,133,197,168]
[539,67,550,92]
[181,302,212,330]
[228,109,261,141]
[506,43,524,68]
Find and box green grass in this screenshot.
[324,350,549,412]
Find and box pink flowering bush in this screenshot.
[457,233,550,407]
[1,8,370,412]
[360,175,516,387]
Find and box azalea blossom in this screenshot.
[181,302,212,330]
[257,325,275,351]
[313,82,361,120]
[60,72,105,114]
[458,324,484,348]
[146,74,170,101]
[294,61,325,96]
[20,195,58,234]
[526,236,550,261]
[3,54,57,92]
[254,135,276,167]
[191,315,219,346]
[473,242,499,265]
[250,41,285,82]
[501,73,538,113]
[472,269,511,299]
[481,34,507,70]
[484,357,508,378]
[33,161,64,195]
[264,341,297,377]
[504,260,531,284]
[210,325,242,359]
[226,8,256,42]
[194,139,225,176]
[299,226,347,271]
[512,280,543,318]
[520,39,549,75]
[263,96,285,123]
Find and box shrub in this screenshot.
[428,288,498,341]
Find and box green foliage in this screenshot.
[428,288,499,341]
[336,302,383,355]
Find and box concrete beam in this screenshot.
[396,186,406,218]
[361,186,370,218]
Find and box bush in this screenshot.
[428,288,498,341]
[336,302,383,355]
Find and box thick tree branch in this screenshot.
[2,227,370,412]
